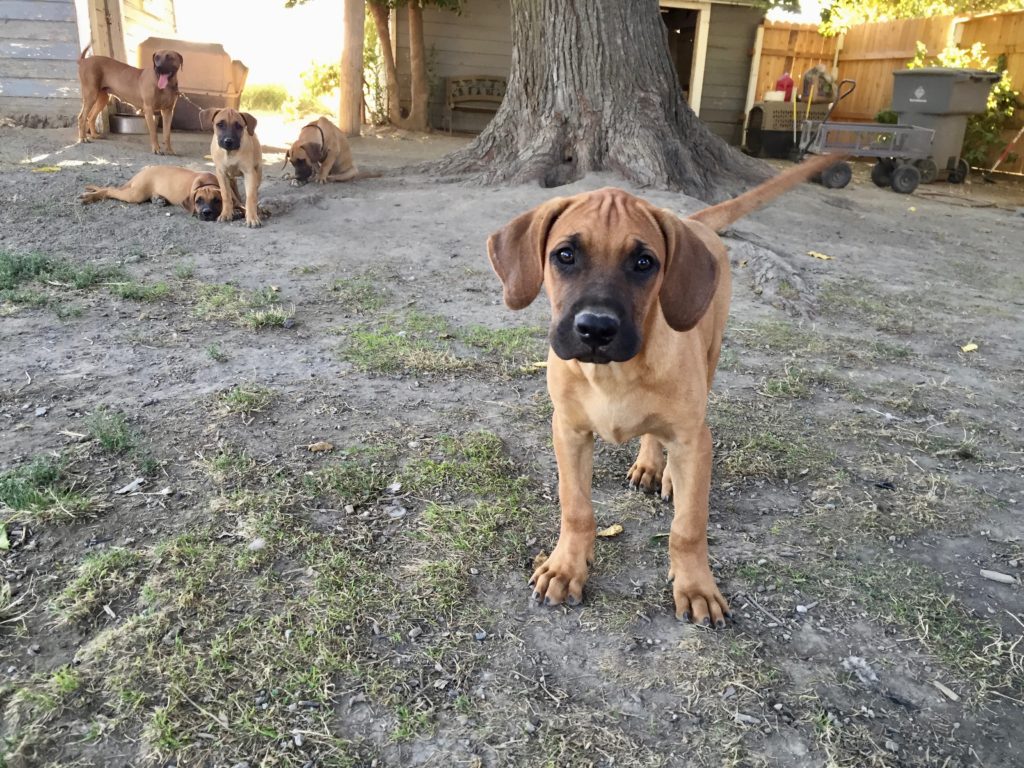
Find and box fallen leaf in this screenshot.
[980,568,1017,585]
[31,165,60,173]
[807,251,833,260]
[307,441,334,453]
[532,550,548,569]
[738,259,748,267]
[908,206,917,212]
[597,523,624,538]
[960,342,978,353]
[0,524,9,551]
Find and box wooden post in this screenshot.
[339,0,365,137]
[85,0,126,133]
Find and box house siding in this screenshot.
[698,3,762,144]
[122,0,175,67]
[0,0,80,126]
[394,0,511,132]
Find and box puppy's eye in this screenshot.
[634,254,655,272]
[216,121,225,128]
[554,247,575,265]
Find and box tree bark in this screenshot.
[368,1,404,125]
[404,2,430,132]
[338,0,365,136]
[429,0,764,200]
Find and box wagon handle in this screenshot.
[822,79,856,126]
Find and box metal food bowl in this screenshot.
[109,114,160,134]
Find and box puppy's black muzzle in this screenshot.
[218,136,239,151]
[574,311,620,348]
[551,301,640,364]
[198,206,217,221]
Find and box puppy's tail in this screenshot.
[351,169,383,181]
[79,41,92,60]
[688,153,848,233]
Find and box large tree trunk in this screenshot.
[368,1,404,125]
[338,0,365,136]
[430,0,764,199]
[404,2,430,132]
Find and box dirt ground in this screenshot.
[1,117,1023,768]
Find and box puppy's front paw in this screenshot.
[529,540,592,607]
[245,215,263,228]
[668,556,730,628]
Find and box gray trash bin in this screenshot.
[891,68,1000,182]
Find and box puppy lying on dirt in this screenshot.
[80,166,238,221]
[486,154,843,626]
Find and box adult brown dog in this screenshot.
[80,166,234,221]
[283,116,360,185]
[77,44,184,155]
[201,108,263,228]
[487,154,843,627]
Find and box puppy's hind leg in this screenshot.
[627,434,670,499]
[79,179,150,205]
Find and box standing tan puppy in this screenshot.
[80,166,233,222]
[486,154,843,626]
[202,108,263,228]
[283,117,359,185]
[77,44,183,155]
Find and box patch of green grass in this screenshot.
[332,275,388,313]
[218,385,274,416]
[306,445,398,507]
[341,311,472,375]
[52,548,146,623]
[0,251,126,314]
[205,343,228,362]
[0,455,92,522]
[462,324,547,371]
[711,399,832,480]
[51,666,81,695]
[759,365,810,399]
[243,305,290,329]
[110,281,171,302]
[194,283,290,329]
[85,408,138,455]
[174,262,195,280]
[819,278,917,335]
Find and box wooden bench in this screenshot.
[444,75,507,133]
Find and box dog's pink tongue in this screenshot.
[158,73,169,89]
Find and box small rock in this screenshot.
[722,685,736,699]
[469,567,479,576]
[474,630,487,641]
[408,626,423,640]
[344,504,355,514]
[282,318,296,329]
[230,763,250,768]
[386,482,402,494]
[387,505,407,520]
[292,732,304,747]
[34,406,47,417]
[885,739,899,753]
[27,644,40,656]
[248,537,267,552]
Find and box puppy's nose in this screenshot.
[574,312,619,347]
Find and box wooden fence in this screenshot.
[751,10,1024,169]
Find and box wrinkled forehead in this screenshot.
[547,190,666,256]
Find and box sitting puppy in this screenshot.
[77,44,184,155]
[80,166,233,221]
[201,108,263,228]
[486,154,843,626]
[283,116,359,185]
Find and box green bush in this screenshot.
[241,84,289,112]
[908,41,1020,168]
[875,109,898,125]
[301,62,339,100]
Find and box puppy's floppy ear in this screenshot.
[281,148,291,171]
[180,177,200,214]
[486,196,572,310]
[173,52,183,70]
[241,112,257,135]
[199,108,220,131]
[649,207,720,332]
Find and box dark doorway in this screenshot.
[661,8,698,105]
